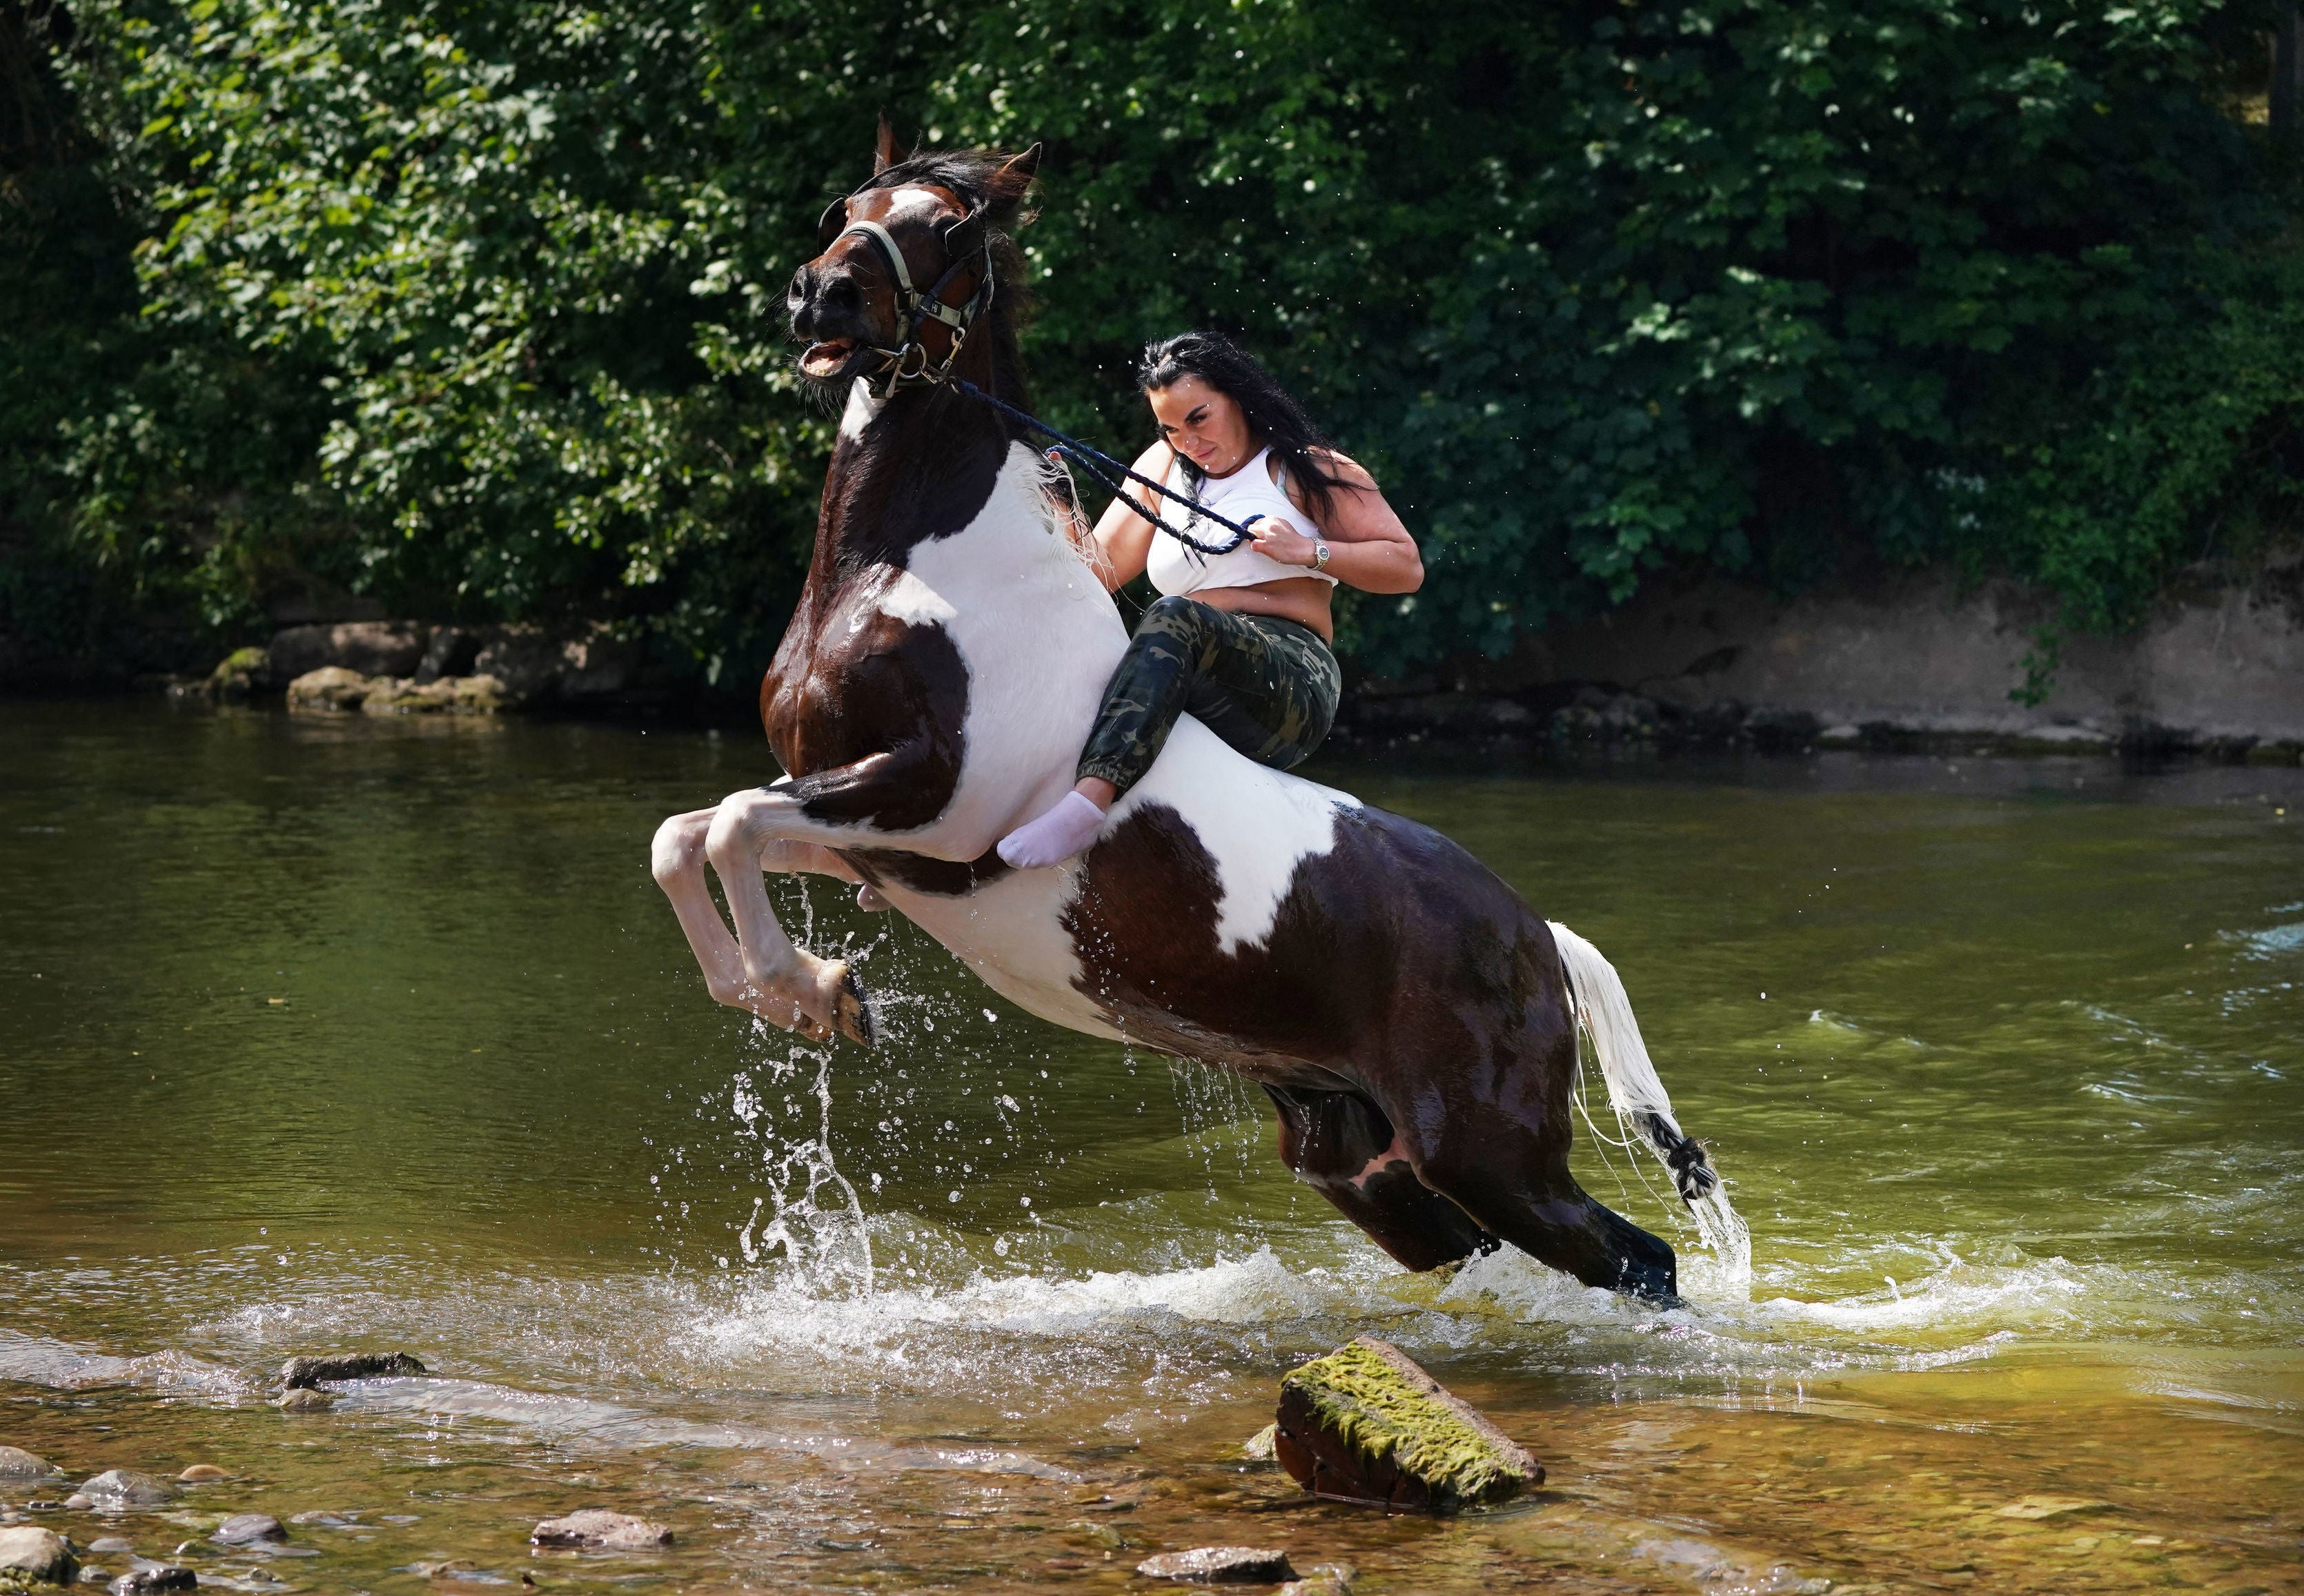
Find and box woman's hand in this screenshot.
[1245,515,1321,569]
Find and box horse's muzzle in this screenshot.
[789,265,884,382]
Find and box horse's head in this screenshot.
[790,121,1041,393]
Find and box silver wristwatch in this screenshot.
[1312,540,1332,572]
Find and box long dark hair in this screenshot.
[1136,331,1358,524]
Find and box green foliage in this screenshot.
[2,0,2298,683]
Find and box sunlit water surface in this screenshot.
[2,701,2299,1594]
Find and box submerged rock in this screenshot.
[0,1450,61,1484]
[170,1471,224,1487]
[1239,1425,1277,1462]
[108,1568,195,1594]
[529,1510,671,1550]
[75,1475,177,1509]
[1274,1337,1540,1513]
[1135,1547,1297,1584]
[0,1526,79,1584]
[210,1515,283,1547]
[1278,1565,1355,1596]
[278,1352,424,1389]
[271,1390,333,1415]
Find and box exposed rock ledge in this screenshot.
[193,620,647,713]
[1343,567,2304,762]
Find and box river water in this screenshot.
[1,700,2298,1595]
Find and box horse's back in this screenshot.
[1050,720,1563,1083]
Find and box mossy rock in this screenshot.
[206,645,270,700]
[1274,1337,1540,1513]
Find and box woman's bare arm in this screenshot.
[1081,442,1172,592]
[1261,451,1424,595]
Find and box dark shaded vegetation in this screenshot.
[2,0,2300,691]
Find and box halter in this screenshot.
[817,189,994,399]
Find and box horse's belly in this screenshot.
[883,869,1123,1041]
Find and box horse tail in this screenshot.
[1548,920,1751,1277]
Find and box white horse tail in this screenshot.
[1548,920,1751,1277]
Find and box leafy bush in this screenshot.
[3,0,2297,684]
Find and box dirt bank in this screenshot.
[1347,567,2304,762]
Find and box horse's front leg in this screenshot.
[705,752,941,1045]
[651,805,863,1040]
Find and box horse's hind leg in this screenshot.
[1411,1110,1680,1301]
[1263,1085,1499,1272]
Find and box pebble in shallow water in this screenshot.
[0,1448,62,1484]
[270,1390,333,1415]
[173,1469,226,1486]
[0,1525,81,1584]
[529,1510,672,1550]
[210,1515,284,1548]
[75,1474,178,1509]
[1136,1546,1299,1584]
[277,1352,424,1390]
[109,1568,195,1594]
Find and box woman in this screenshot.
[997,331,1424,869]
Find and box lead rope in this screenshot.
[951,380,1256,556]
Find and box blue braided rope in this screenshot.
[951,379,1252,555]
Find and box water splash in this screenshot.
[731,1034,874,1297]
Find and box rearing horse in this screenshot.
[649,129,1746,1301]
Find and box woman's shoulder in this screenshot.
[1131,439,1177,474]
[1306,446,1378,489]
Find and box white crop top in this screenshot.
[1143,448,1338,600]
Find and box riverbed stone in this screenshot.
[203,648,270,701]
[278,1352,424,1389]
[270,1390,333,1414]
[0,1527,79,1584]
[80,1546,128,1560]
[529,1510,672,1550]
[0,1452,61,1484]
[107,1568,195,1594]
[169,1472,223,1488]
[75,1475,176,1510]
[285,667,375,712]
[210,1515,282,1547]
[1278,1565,1355,1596]
[1274,1337,1541,1513]
[1135,1546,1297,1584]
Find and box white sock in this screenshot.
[996,790,1108,869]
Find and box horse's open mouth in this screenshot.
[801,339,860,378]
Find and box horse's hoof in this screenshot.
[832,965,875,1047]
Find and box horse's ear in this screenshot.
[874,114,900,175]
[998,143,1043,186]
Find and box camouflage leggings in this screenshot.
[1078,595,1341,797]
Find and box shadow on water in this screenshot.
[2,700,2301,1593]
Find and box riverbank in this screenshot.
[17,564,2303,765]
[1345,564,2304,765]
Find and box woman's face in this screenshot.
[1147,377,1255,475]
